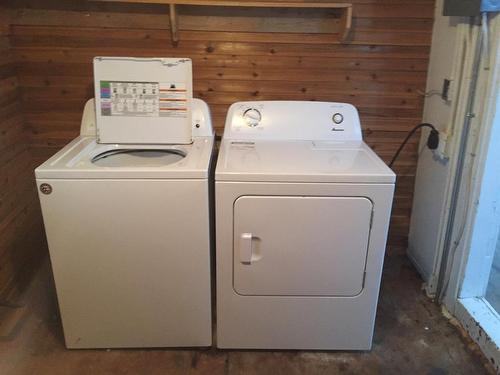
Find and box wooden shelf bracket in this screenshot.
[340,4,352,42]
[168,3,179,46]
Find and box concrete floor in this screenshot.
[0,251,494,375]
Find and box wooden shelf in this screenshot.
[93,0,353,45]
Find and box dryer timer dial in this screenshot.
[332,113,344,125]
[243,108,262,127]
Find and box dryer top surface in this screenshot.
[216,139,395,183]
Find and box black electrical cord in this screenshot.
[389,123,439,168]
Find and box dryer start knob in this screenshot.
[243,108,262,127]
[332,113,344,125]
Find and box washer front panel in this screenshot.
[37,178,212,348]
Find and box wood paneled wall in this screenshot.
[6,0,435,250]
[0,8,44,302]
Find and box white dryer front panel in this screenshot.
[216,181,394,350]
[233,196,372,296]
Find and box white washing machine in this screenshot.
[36,57,214,349]
[215,101,395,350]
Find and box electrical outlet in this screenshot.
[433,131,449,162]
[442,79,453,101]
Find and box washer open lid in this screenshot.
[93,57,193,145]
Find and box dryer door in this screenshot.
[233,195,373,296]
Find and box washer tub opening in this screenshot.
[91,149,186,167]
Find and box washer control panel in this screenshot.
[224,101,362,141]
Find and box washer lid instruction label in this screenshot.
[100,81,188,119]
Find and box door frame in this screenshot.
[440,12,500,371]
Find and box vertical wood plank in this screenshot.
[0,6,43,303]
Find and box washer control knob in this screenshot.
[332,113,344,125]
[243,108,262,127]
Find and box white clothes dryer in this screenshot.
[215,101,395,350]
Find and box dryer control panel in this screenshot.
[223,101,362,141]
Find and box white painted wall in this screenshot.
[409,7,500,367]
[409,1,499,302]
[407,0,462,291]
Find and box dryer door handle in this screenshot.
[239,233,253,264]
